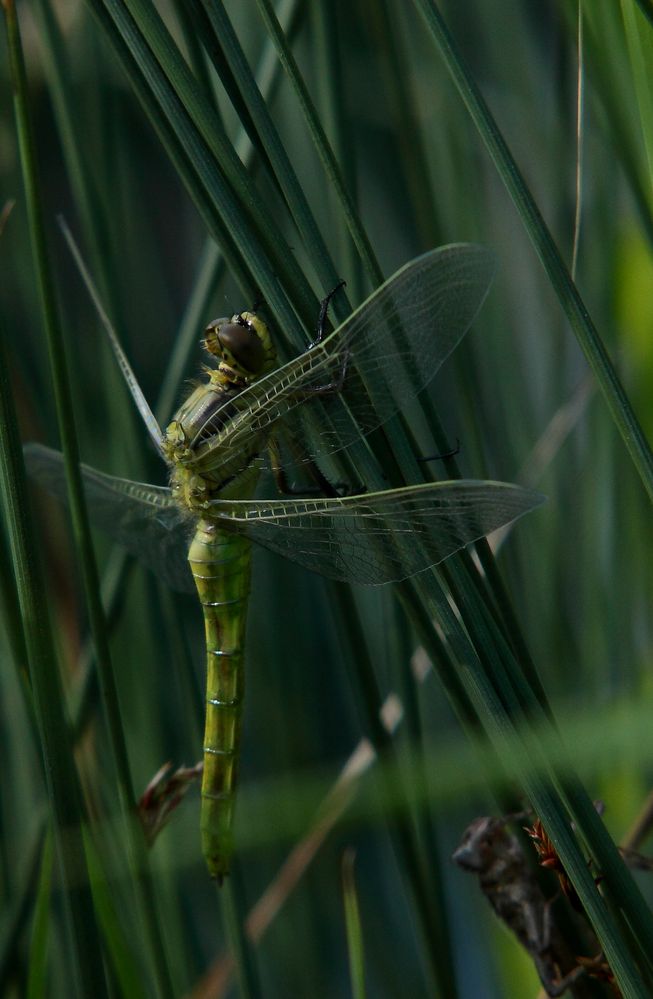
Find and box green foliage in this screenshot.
[1,1,653,996]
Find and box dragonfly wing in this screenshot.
[24,443,195,593]
[208,481,544,585]
[195,244,495,474]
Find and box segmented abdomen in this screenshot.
[188,518,251,881]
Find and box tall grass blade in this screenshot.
[411,0,653,502]
[2,3,174,993]
[341,849,366,999]
[26,828,53,999]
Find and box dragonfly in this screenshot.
[26,243,543,881]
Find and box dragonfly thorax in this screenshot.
[162,333,274,502]
[162,419,192,465]
[203,311,275,385]
[170,467,213,512]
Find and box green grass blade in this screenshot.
[341,850,366,999]
[438,550,653,971]
[621,1,653,184]
[411,573,653,998]
[411,0,653,503]
[191,0,351,320]
[580,3,653,244]
[170,0,215,102]
[26,827,53,999]
[388,599,458,993]
[85,838,148,999]
[31,0,113,303]
[106,0,316,334]
[85,0,261,301]
[635,0,653,27]
[0,321,106,996]
[2,4,175,994]
[255,0,383,286]
[1,7,110,993]
[363,1,441,249]
[330,582,456,996]
[0,821,47,992]
[310,6,361,295]
[220,866,263,999]
[154,1,305,423]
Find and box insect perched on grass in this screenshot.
[26,243,544,881]
[452,816,587,997]
[454,814,622,997]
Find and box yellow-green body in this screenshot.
[188,520,251,881]
[162,311,275,880]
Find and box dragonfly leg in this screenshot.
[267,437,364,498]
[417,438,461,462]
[289,348,350,401]
[268,437,331,496]
[309,279,347,347]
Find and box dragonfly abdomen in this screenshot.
[188,518,252,881]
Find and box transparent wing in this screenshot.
[208,481,544,586]
[24,443,195,593]
[194,243,495,475]
[25,446,544,588]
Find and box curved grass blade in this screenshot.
[58,218,164,451]
[0,336,107,993]
[192,0,352,323]
[255,0,382,285]
[26,828,53,999]
[341,850,366,999]
[411,0,653,504]
[108,0,317,333]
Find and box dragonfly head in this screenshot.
[203,312,275,384]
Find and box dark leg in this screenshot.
[294,348,350,396]
[417,439,461,463]
[310,279,347,348]
[267,438,363,498]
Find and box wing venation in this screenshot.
[209,480,543,585]
[193,244,495,478]
[24,443,194,592]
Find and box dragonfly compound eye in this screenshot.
[204,312,270,376]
